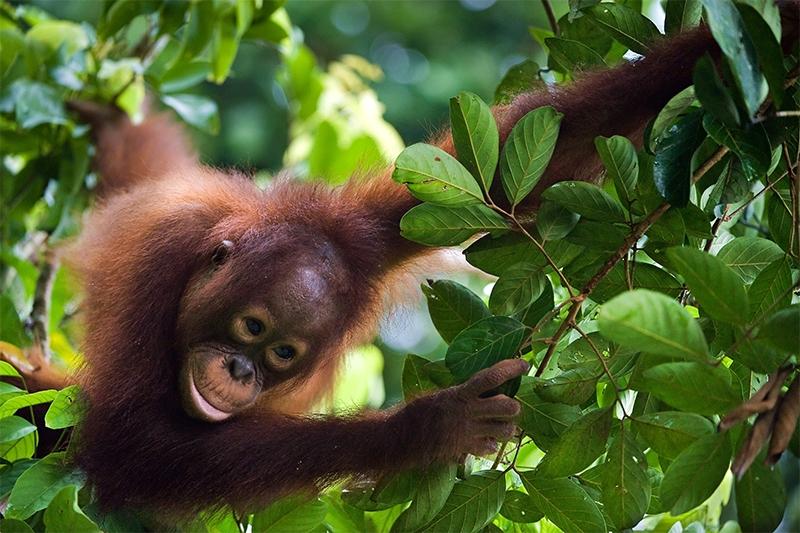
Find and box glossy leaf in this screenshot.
[665,0,702,34]
[717,236,785,283]
[595,135,638,208]
[161,94,220,134]
[535,199,579,241]
[693,55,739,127]
[400,203,508,246]
[738,4,785,108]
[394,144,484,206]
[703,115,770,180]
[632,411,714,459]
[251,495,327,533]
[449,92,499,192]
[602,432,651,529]
[747,257,793,322]
[5,452,84,520]
[587,3,661,54]
[419,470,505,533]
[391,464,456,532]
[0,390,58,418]
[499,490,543,523]
[638,362,740,415]
[541,181,627,222]
[536,408,612,478]
[422,280,491,344]
[521,474,606,533]
[649,86,696,151]
[500,106,562,206]
[445,316,527,383]
[653,109,704,207]
[43,485,100,533]
[45,385,84,430]
[489,263,547,316]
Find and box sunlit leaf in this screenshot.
[541,181,627,222]
[5,452,84,520]
[394,144,484,207]
[717,236,785,284]
[536,408,612,477]
[489,263,547,316]
[45,385,84,429]
[43,485,100,533]
[161,94,220,134]
[595,135,638,208]
[422,280,490,344]
[521,474,606,533]
[587,3,661,54]
[653,109,704,207]
[602,431,650,529]
[499,490,543,523]
[251,495,327,533]
[445,316,527,383]
[400,203,508,246]
[419,470,505,533]
[449,92,499,192]
[632,411,714,459]
[638,362,740,415]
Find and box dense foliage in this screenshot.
[1,0,798,532]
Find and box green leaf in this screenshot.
[768,190,797,256]
[5,452,84,520]
[101,0,159,38]
[399,203,508,246]
[251,495,327,533]
[181,0,215,59]
[0,295,27,348]
[449,92,499,193]
[528,366,600,406]
[665,0,702,34]
[595,135,638,208]
[738,4,785,108]
[602,432,651,529]
[535,200,579,241]
[157,61,212,93]
[735,457,786,532]
[0,361,21,378]
[521,474,606,533]
[700,0,766,118]
[402,355,453,399]
[632,411,714,459]
[758,305,800,353]
[161,94,220,134]
[598,290,709,361]
[391,464,456,532]
[0,519,34,533]
[236,0,255,37]
[536,408,612,478]
[653,109,704,207]
[649,87,697,151]
[703,115,770,180]
[489,263,547,316]
[667,247,749,324]
[587,3,661,54]
[464,233,541,276]
[445,316,527,383]
[638,362,740,415]
[0,416,36,444]
[0,390,58,418]
[45,385,84,430]
[1,80,69,130]
[545,37,606,72]
[717,236,785,284]
[516,384,581,451]
[419,470,505,533]
[393,144,484,206]
[211,19,240,83]
[422,280,491,344]
[590,263,682,304]
[747,257,793,322]
[659,432,732,514]
[541,181,627,222]
[694,55,739,127]
[517,277,555,327]
[499,490,543,523]
[43,485,100,533]
[494,60,541,105]
[500,107,562,206]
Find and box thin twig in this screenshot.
[704,204,729,253]
[541,0,560,36]
[534,295,584,377]
[725,172,786,222]
[573,323,621,394]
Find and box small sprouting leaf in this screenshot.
[391,464,456,532]
[638,362,740,415]
[541,181,627,222]
[595,135,638,208]
[251,495,327,532]
[422,280,491,344]
[602,432,651,530]
[700,0,766,118]
[45,385,84,430]
[161,94,220,134]
[399,203,508,246]
[653,109,705,207]
[489,263,547,316]
[500,490,543,523]
[735,457,787,532]
[748,257,793,322]
[587,3,661,54]
[521,474,606,533]
[758,305,800,353]
[500,106,562,206]
[393,144,484,206]
[449,92,499,192]
[717,236,785,284]
[693,54,739,127]
[632,411,714,459]
[598,290,709,361]
[536,408,612,478]
[445,317,527,383]
[419,470,505,533]
[5,452,84,520]
[665,0,702,34]
[659,432,732,515]
[666,247,749,324]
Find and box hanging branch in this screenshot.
[29,248,59,363]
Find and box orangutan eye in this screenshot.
[273,345,295,360]
[245,318,264,336]
[211,240,234,266]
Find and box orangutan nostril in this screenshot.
[227,354,255,382]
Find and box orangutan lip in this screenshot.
[188,371,232,422]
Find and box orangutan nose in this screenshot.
[227,354,255,382]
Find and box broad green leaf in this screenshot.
[500,107,562,206]
[0,416,36,444]
[449,92,499,192]
[541,181,627,222]
[211,19,239,83]
[400,203,508,246]
[391,464,456,532]
[649,87,696,151]
[0,519,34,533]
[700,0,766,118]
[251,495,327,533]
[587,3,661,54]
[26,20,88,56]
[565,220,626,252]
[529,366,600,406]
[402,355,453,399]
[517,276,554,327]
[0,360,21,378]
[758,305,800,353]
[43,485,100,533]
[516,384,581,452]
[2,80,69,130]
[731,335,787,374]
[694,55,739,127]
[747,257,792,322]
[767,190,796,256]
[489,263,546,316]
[181,0,215,58]
[638,362,740,415]
[419,470,505,533]
[0,390,58,418]
[494,60,542,105]
[536,408,612,478]
[499,490,543,523]
[422,280,491,344]
[590,262,682,303]
[632,411,714,459]
[545,37,606,71]
[535,199,579,241]
[5,452,84,520]
[45,385,84,430]
[236,0,255,37]
[653,109,704,207]
[703,115,770,180]
[738,4,785,108]
[598,290,709,361]
[161,94,220,134]
[445,316,527,383]
[464,233,541,276]
[717,236,785,283]
[394,144,484,206]
[101,0,159,37]
[595,135,638,208]
[667,247,749,324]
[602,432,651,529]
[0,297,27,348]
[735,457,786,532]
[559,12,613,56]
[521,474,606,533]
[665,0,702,34]
[660,432,732,515]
